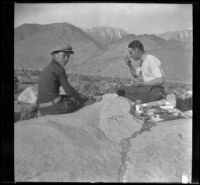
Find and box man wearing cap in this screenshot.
[37,43,88,116]
[117,40,165,103]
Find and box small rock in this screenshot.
[18,85,38,104]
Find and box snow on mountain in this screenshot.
[83,26,128,48]
[157,30,192,42]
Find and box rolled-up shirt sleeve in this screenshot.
[57,68,80,99]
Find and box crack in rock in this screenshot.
[20,172,42,182]
[117,121,157,182]
[18,168,53,182]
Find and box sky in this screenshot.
[14,3,192,35]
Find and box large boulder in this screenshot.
[124,119,192,183]
[15,94,192,182]
[15,102,121,182]
[99,94,142,143]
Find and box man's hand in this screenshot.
[132,82,140,86]
[124,55,138,79]
[132,79,144,86]
[124,56,132,67]
[130,78,138,83]
[126,78,137,86]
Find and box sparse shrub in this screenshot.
[14,112,21,122]
[14,101,39,123]
[31,69,41,77]
[20,104,38,121]
[79,82,93,96]
[104,83,118,93]
[14,74,19,93]
[79,74,91,82]
[89,84,100,96]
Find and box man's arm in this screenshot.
[125,56,138,79]
[57,68,81,100]
[128,64,138,79]
[133,76,164,86]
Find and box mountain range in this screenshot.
[83,26,128,48]
[157,30,192,42]
[14,23,193,83]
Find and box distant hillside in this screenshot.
[83,26,128,49]
[157,30,192,42]
[14,23,192,83]
[14,23,104,68]
[15,23,43,42]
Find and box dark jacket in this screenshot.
[37,60,80,104]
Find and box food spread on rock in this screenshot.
[130,99,191,123]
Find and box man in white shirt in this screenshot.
[117,40,165,102]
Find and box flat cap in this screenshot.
[51,43,74,54]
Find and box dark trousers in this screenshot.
[117,85,165,103]
[38,95,83,116]
[38,95,96,116]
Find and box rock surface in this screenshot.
[124,119,192,183]
[17,85,38,104]
[15,95,192,182]
[15,102,121,182]
[99,95,142,143]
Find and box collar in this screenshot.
[51,59,62,67]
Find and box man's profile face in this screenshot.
[128,48,141,61]
[54,52,70,66]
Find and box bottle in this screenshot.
[130,102,136,115]
[135,104,140,112]
[135,99,142,114]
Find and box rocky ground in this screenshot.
[14,95,192,182]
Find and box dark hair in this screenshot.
[128,40,144,52]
